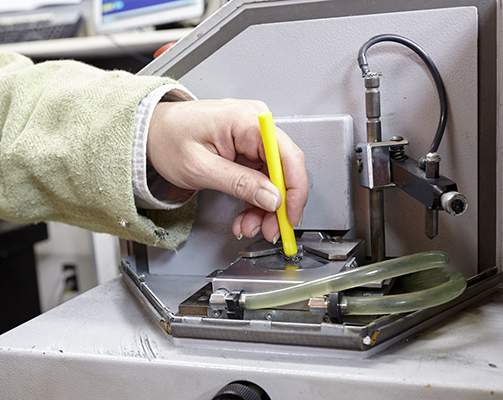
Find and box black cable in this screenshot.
[357,34,448,154]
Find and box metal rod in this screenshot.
[425,208,439,239]
[369,190,386,261]
[365,73,386,262]
[425,152,440,239]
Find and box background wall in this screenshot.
[35,223,119,312]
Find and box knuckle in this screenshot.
[225,99,247,115]
[222,97,237,105]
[181,154,206,188]
[297,147,305,159]
[232,173,254,199]
[293,146,305,162]
[251,100,269,112]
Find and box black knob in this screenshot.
[213,382,264,400]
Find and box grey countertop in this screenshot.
[0,277,501,399]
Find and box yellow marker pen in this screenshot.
[258,112,298,258]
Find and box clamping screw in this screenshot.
[441,191,468,216]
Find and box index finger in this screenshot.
[274,127,308,226]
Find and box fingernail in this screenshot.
[255,188,281,212]
[272,233,280,245]
[250,226,260,238]
[236,233,243,241]
[297,213,304,227]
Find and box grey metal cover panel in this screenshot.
[142,3,481,275]
[275,115,353,231]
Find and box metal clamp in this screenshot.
[356,138,409,189]
[209,289,244,319]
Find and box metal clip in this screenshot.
[355,138,408,189]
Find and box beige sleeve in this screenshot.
[0,52,195,249]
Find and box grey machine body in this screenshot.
[119,0,502,351]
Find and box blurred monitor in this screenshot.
[93,0,204,33]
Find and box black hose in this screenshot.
[357,34,448,154]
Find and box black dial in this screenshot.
[212,382,268,400]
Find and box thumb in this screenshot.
[202,154,281,212]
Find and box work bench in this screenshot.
[0,278,501,399]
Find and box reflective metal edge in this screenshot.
[171,317,369,350]
[120,261,175,332]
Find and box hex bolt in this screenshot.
[425,152,441,179]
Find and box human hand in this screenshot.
[147,99,308,243]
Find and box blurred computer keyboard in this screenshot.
[0,9,82,44]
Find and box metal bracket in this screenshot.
[356,138,409,189]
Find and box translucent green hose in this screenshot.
[240,251,466,314]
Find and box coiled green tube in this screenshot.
[240,251,466,314]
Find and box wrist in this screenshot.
[147,102,175,174]
[147,102,196,202]
[146,159,195,204]
[133,83,197,210]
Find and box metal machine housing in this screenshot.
[120,0,503,352]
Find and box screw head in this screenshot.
[426,152,441,163]
[441,191,468,216]
[451,199,466,214]
[390,135,404,142]
[356,159,363,173]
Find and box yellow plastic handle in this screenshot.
[258,112,298,257]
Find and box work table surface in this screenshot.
[1,278,502,400]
